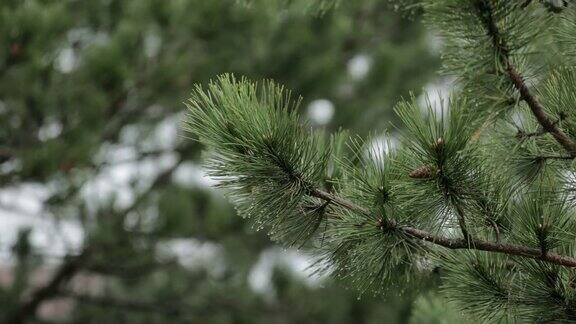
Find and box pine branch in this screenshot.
[487,218,501,242]
[310,188,576,268]
[186,73,576,319]
[473,0,576,156]
[506,66,576,155]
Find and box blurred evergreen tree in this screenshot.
[0,0,437,322]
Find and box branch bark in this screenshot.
[310,188,576,268]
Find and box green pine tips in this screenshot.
[394,95,481,225]
[510,190,576,252]
[395,95,477,169]
[184,74,329,245]
[440,252,511,321]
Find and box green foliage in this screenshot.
[510,190,575,252]
[424,0,548,77]
[409,292,470,324]
[394,96,482,233]
[539,67,576,138]
[424,0,554,120]
[511,260,576,322]
[323,136,425,293]
[556,7,576,61]
[440,252,512,321]
[185,75,330,245]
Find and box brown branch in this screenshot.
[487,218,501,242]
[310,188,576,268]
[506,66,576,155]
[473,0,576,156]
[400,225,576,267]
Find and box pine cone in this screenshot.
[409,165,434,179]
